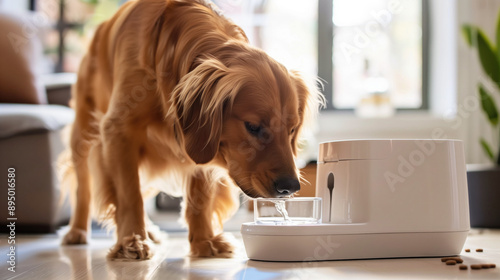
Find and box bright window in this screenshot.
[321,0,427,111]
[30,0,426,113]
[213,0,318,76]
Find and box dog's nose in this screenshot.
[274,176,300,196]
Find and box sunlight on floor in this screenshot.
[1,228,500,279]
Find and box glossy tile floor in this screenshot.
[1,211,500,280]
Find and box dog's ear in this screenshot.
[172,58,236,164]
[289,71,325,156]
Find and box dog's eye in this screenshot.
[245,122,261,136]
[290,128,296,134]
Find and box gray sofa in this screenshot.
[0,11,74,233]
[0,103,74,232]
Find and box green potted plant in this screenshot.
[462,13,500,228]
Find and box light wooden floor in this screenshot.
[2,222,500,279]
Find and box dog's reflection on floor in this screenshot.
[59,244,157,280]
[58,232,258,279]
[59,245,94,280]
[105,258,157,280]
[58,242,251,279]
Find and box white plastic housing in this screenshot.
[241,139,470,261]
[316,139,470,232]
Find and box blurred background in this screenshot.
[1,0,500,231]
[1,0,497,165]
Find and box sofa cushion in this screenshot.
[0,104,74,138]
[0,12,48,104]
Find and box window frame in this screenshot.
[317,0,430,112]
[32,0,83,73]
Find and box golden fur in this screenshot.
[60,0,322,260]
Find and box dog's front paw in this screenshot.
[190,234,234,258]
[62,228,88,245]
[108,234,154,260]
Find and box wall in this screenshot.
[316,0,498,165]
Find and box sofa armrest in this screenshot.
[42,73,77,107]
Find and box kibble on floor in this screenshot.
[446,260,457,265]
[471,264,482,270]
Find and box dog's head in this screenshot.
[173,46,323,198]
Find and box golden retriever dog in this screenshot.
[60,0,322,260]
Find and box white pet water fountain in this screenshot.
[241,139,470,261]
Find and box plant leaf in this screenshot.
[480,138,495,162]
[462,24,475,47]
[479,84,499,126]
[476,30,500,89]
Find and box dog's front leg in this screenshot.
[102,118,152,260]
[185,170,237,258]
